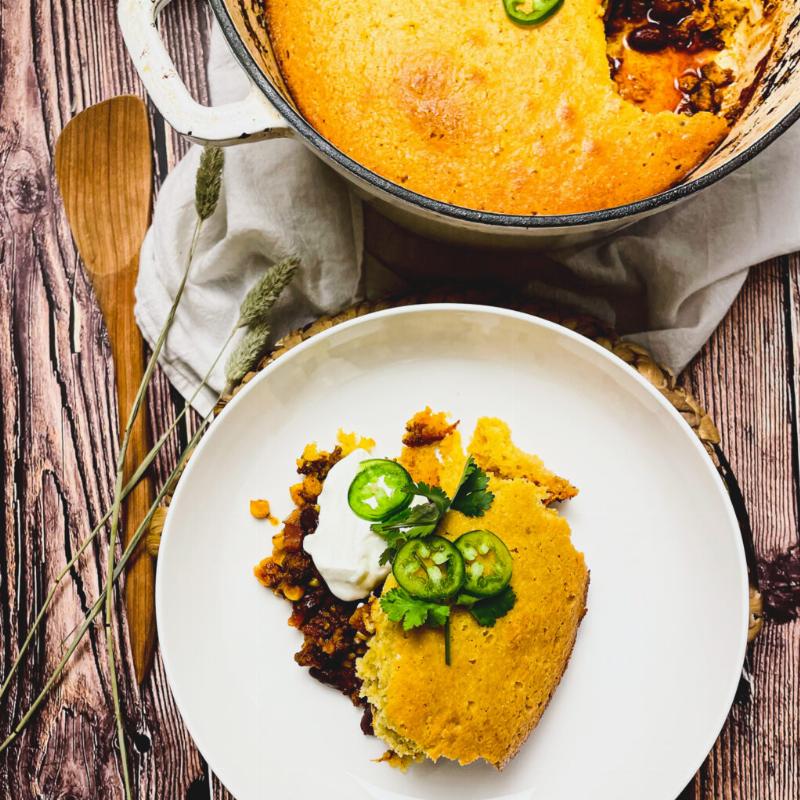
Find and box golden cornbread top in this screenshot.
[266,0,729,214]
[358,416,589,768]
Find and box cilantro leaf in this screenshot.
[371,464,493,569]
[464,586,516,627]
[370,501,440,540]
[380,587,451,631]
[373,499,442,566]
[413,482,451,517]
[427,603,451,627]
[455,593,479,607]
[451,457,494,517]
[370,480,452,548]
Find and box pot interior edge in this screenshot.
[224,0,297,111]
[692,1,800,180]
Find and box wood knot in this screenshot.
[132,731,152,753]
[5,162,47,213]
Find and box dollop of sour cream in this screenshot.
[303,449,391,601]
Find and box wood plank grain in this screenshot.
[684,258,800,799]
[0,8,140,797]
[0,1,212,798]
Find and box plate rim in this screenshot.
[156,302,749,800]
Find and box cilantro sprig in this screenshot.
[381,587,450,630]
[371,457,494,564]
[382,586,516,632]
[415,482,452,516]
[379,585,517,663]
[451,457,495,517]
[370,455,511,664]
[373,503,442,565]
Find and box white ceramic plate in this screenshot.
[157,304,748,800]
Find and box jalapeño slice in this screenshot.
[393,536,466,601]
[348,459,414,521]
[455,530,513,597]
[503,0,563,25]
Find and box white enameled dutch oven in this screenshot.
[119,0,800,248]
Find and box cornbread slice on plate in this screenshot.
[358,416,589,768]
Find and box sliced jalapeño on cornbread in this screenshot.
[455,530,514,597]
[392,536,467,601]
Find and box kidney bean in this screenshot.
[628,24,670,52]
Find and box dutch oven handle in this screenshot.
[118,0,291,146]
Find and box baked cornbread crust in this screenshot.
[469,417,578,503]
[358,417,589,768]
[266,0,728,214]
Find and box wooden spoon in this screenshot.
[55,96,155,683]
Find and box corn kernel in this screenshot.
[283,585,305,601]
[250,499,271,519]
[303,474,323,499]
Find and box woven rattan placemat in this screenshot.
[160,293,764,641]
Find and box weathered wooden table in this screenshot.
[1,2,797,798]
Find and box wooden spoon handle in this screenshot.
[94,266,155,682]
[56,97,156,684]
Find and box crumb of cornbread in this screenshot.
[400,425,467,499]
[374,749,418,771]
[357,412,589,769]
[337,429,376,456]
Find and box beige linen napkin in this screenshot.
[135,22,800,414]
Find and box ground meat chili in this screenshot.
[676,61,734,113]
[253,445,374,730]
[605,0,734,115]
